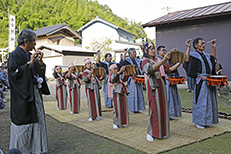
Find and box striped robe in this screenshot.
[53,72,68,110]
[10,86,48,153]
[184,50,218,126]
[110,73,129,127]
[142,58,170,139]
[66,73,81,113]
[82,69,102,119]
[158,56,182,118]
[119,57,145,113]
[98,61,119,108]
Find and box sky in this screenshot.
[95,0,230,39]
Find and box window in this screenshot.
[57,39,60,45]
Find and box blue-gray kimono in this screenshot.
[158,56,182,118]
[183,50,218,126]
[98,61,119,108]
[120,57,145,113]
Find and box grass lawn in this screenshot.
[163,87,231,154]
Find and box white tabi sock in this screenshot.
[196,124,205,129]
[113,124,118,129]
[146,134,154,142]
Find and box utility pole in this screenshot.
[161,6,173,13]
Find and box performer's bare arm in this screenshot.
[169,62,181,71]
[88,68,94,80]
[210,39,216,58]
[96,50,100,65]
[117,66,125,75]
[152,52,171,70]
[185,38,193,62]
[123,49,128,61]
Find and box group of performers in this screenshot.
[53,37,220,142]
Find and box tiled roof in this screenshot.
[35,23,82,39]
[142,1,231,27]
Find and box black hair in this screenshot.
[157,45,165,51]
[143,42,155,58]
[193,37,203,49]
[105,53,112,59]
[127,48,136,54]
[17,29,37,46]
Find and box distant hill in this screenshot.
[0,0,148,48]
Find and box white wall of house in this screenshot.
[43,56,63,78]
[81,21,118,48]
[81,21,141,62]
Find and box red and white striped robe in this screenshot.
[110,73,129,127]
[142,57,170,138]
[82,69,102,119]
[53,72,68,110]
[66,72,81,113]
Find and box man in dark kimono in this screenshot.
[183,37,218,129]
[8,29,50,153]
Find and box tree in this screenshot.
[85,37,113,61]
[0,0,150,49]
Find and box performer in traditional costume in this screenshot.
[53,65,68,110]
[109,64,129,129]
[141,42,171,141]
[96,51,119,108]
[8,29,50,153]
[82,58,103,122]
[183,38,218,129]
[65,63,81,114]
[157,46,182,120]
[119,48,145,114]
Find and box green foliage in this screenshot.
[0,0,148,48]
[86,37,113,61]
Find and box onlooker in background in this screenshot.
[0,92,5,109]
[4,61,8,69]
[215,58,223,96]
[92,62,97,68]
[0,85,7,103]
[0,65,5,72]
[0,69,9,89]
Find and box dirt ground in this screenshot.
[1,79,231,154]
[0,87,144,154]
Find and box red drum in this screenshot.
[166,76,185,85]
[199,75,229,87]
[131,75,146,86]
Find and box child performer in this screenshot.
[82,58,103,122]
[141,42,171,141]
[65,63,81,114]
[53,65,68,110]
[109,64,129,129]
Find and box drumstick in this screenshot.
[207,38,217,44]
